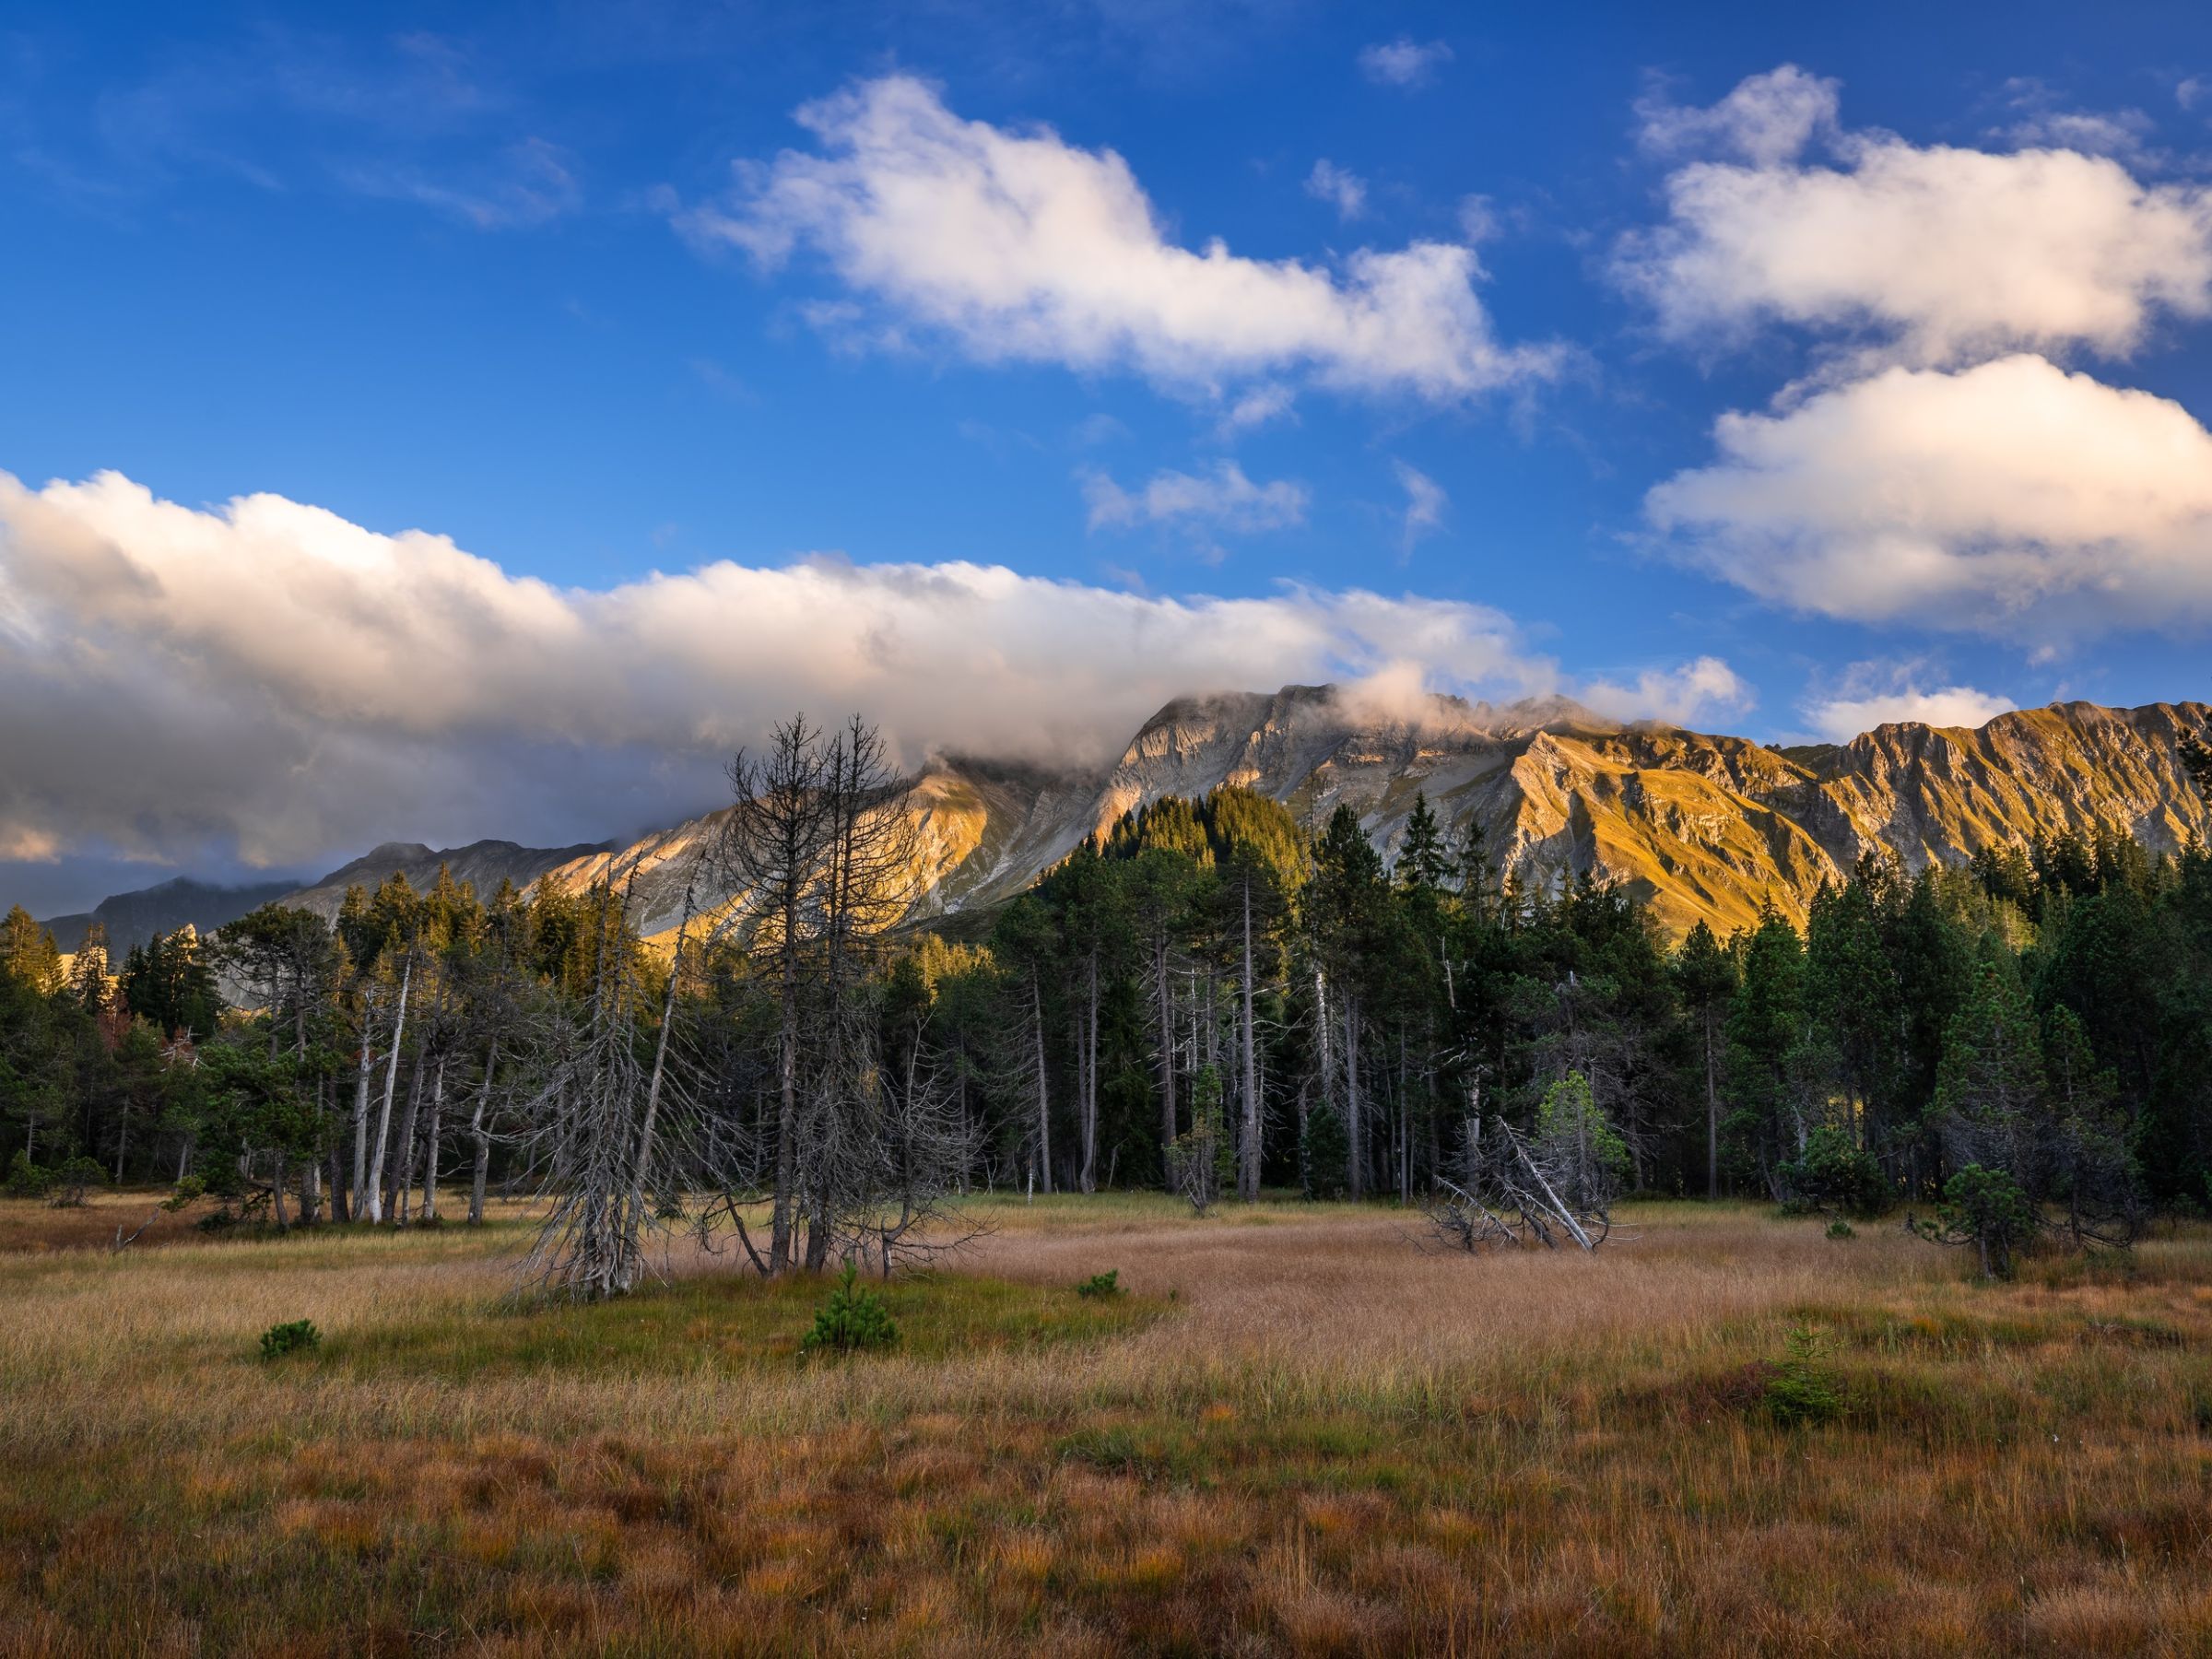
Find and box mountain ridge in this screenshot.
[35,693,2212,947]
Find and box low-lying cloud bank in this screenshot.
[0,468,1605,876]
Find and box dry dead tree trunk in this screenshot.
[515,876,659,1301]
[1240,877,1261,1203]
[349,987,376,1222]
[1080,952,1099,1194]
[1156,929,1177,1182]
[421,1059,444,1221]
[468,1041,498,1225]
[392,1057,425,1224]
[1344,995,1363,1201]
[364,957,411,1224]
[1427,1118,1610,1254]
[624,882,696,1241]
[1030,970,1053,1194]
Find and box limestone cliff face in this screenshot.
[46,691,2203,952]
[530,755,1103,944]
[531,689,2211,946]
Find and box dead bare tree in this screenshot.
[794,716,924,1269]
[512,874,701,1302]
[704,712,975,1277]
[1426,1080,1619,1253]
[719,716,833,1275]
[1165,1064,1227,1214]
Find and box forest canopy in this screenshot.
[5,718,2210,1288]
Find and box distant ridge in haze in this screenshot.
[275,839,614,922]
[41,876,302,955]
[40,839,611,950]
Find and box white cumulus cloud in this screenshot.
[1304,159,1367,220]
[1583,655,1754,728]
[1618,67,2212,368]
[1634,64,1841,168]
[1392,460,1447,552]
[1358,38,1453,89]
[1645,354,2212,639]
[1082,461,1309,535]
[678,75,1555,401]
[1802,663,2017,741]
[1211,383,1297,439]
[0,469,1556,874]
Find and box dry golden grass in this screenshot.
[2,1191,2209,1654]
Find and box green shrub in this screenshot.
[1781,1125,1893,1218]
[2,1150,50,1199]
[259,1319,321,1360]
[1826,1218,1855,1241]
[1075,1270,1124,1300]
[1300,1100,1349,1200]
[800,1263,899,1356]
[48,1156,105,1208]
[1765,1326,1844,1427]
[1914,1164,2037,1279]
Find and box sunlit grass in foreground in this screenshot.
[2,1192,2209,1653]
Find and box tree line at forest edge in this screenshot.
[4,716,2211,1288]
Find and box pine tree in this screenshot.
[0,907,63,995]
[1934,956,2048,1194]
[1395,793,1454,893]
[1305,805,1390,1199]
[1673,921,1736,1197]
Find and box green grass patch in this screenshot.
[311,1266,1166,1381]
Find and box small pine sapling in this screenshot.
[801,1262,900,1355]
[259,1319,321,1360]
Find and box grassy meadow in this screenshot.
[2,1194,2209,1654]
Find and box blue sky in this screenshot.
[4,1,2211,912]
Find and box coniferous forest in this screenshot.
[6,716,2210,1271]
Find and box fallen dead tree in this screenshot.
[1425,1073,1621,1253]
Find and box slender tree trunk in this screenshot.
[1240,878,1260,1203]
[1081,953,1100,1194]
[1705,1013,1720,1200]
[1314,964,1334,1102]
[271,1151,289,1229]
[365,961,410,1224]
[1345,995,1364,1200]
[421,1060,444,1221]
[771,971,796,1275]
[624,899,693,1273]
[1397,1030,1411,1205]
[1031,971,1053,1194]
[350,998,374,1221]
[1156,930,1177,1185]
[468,1041,498,1225]
[393,1060,425,1224]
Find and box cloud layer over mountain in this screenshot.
[0,469,1571,872]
